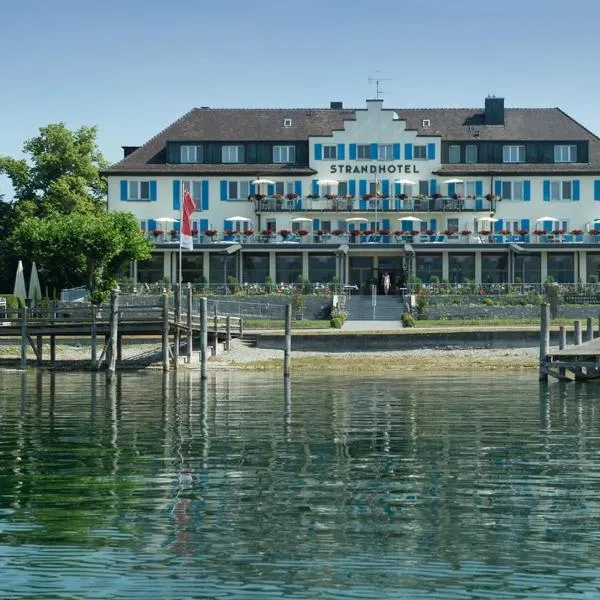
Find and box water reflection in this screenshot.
[2,371,600,597]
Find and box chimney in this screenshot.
[485,96,505,125]
[122,146,140,158]
[330,101,343,109]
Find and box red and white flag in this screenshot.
[180,186,196,250]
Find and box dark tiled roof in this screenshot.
[103,104,600,175]
[435,163,600,175]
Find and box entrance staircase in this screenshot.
[346,294,407,321]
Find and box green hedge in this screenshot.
[0,295,26,309]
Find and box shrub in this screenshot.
[2,295,26,309]
[264,276,274,294]
[401,312,415,327]
[482,296,495,306]
[330,315,345,328]
[291,293,305,318]
[227,276,240,294]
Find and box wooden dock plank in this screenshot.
[549,337,600,357]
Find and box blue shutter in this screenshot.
[200,218,208,232]
[370,143,378,160]
[337,144,345,160]
[543,180,550,201]
[149,180,157,201]
[476,199,483,210]
[448,183,455,196]
[172,180,181,210]
[394,182,401,195]
[427,143,436,160]
[148,219,156,231]
[382,218,390,231]
[312,218,320,231]
[360,222,367,231]
[348,180,356,197]
[223,219,230,232]
[120,180,128,201]
[220,180,228,201]
[174,221,180,232]
[249,182,256,195]
[573,179,580,201]
[393,143,401,160]
[381,180,389,196]
[523,180,531,202]
[201,181,209,210]
[402,220,411,231]
[494,219,503,232]
[520,218,530,232]
[595,180,600,201]
[494,180,502,196]
[544,220,553,232]
[405,143,413,160]
[349,144,357,160]
[294,180,302,196]
[312,179,319,195]
[430,179,437,194]
[267,184,274,196]
[475,181,483,197]
[359,179,367,196]
[429,218,437,231]
[314,143,322,160]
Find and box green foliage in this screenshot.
[1,295,26,309]
[291,293,305,313]
[415,292,428,317]
[10,212,151,304]
[194,274,208,291]
[227,276,240,294]
[481,296,495,306]
[296,275,311,294]
[330,315,345,328]
[401,312,415,327]
[264,276,274,294]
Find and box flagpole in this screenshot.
[179,181,183,288]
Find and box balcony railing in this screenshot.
[254,195,485,213]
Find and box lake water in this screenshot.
[1,370,600,599]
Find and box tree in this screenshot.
[11,212,151,304]
[0,123,108,218]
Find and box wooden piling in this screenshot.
[174,284,180,369]
[162,293,170,371]
[539,303,549,381]
[20,307,27,369]
[199,297,207,379]
[574,320,582,346]
[107,291,119,380]
[559,325,566,350]
[226,316,231,352]
[213,306,218,356]
[186,283,193,363]
[91,305,97,371]
[284,303,291,377]
[50,335,56,364]
[586,317,594,342]
[36,335,42,366]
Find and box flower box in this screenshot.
[297,229,309,236]
[243,229,254,236]
[331,229,345,236]
[151,229,164,237]
[533,230,546,235]
[204,230,218,237]
[285,192,298,200]
[460,230,472,236]
[571,229,584,235]
[517,229,529,236]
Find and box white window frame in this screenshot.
[222,145,244,163]
[180,145,202,163]
[448,145,460,163]
[129,181,150,201]
[554,145,577,163]
[500,181,524,201]
[502,145,525,163]
[227,180,250,200]
[465,145,477,164]
[274,181,295,196]
[413,145,427,160]
[357,144,370,160]
[550,180,572,201]
[323,145,337,160]
[273,145,296,164]
[182,180,202,206]
[378,144,393,161]
[505,220,520,233]
[422,119,431,128]
[465,181,477,197]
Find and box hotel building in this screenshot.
[103,96,600,289]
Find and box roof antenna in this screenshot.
[368,72,394,99]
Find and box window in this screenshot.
[357,144,370,159]
[465,145,477,164]
[554,145,577,163]
[273,145,296,163]
[500,181,524,200]
[222,145,244,163]
[129,181,150,200]
[323,145,337,160]
[378,144,393,160]
[283,118,292,127]
[503,145,525,163]
[446,218,459,233]
[550,180,572,201]
[419,180,430,196]
[422,119,431,128]
[413,145,427,159]
[227,181,250,200]
[338,181,348,196]
[448,145,460,163]
[504,220,520,233]
[182,180,202,204]
[180,145,203,163]
[465,181,477,197]
[274,181,295,196]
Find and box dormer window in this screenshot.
[422,119,431,128]
[283,118,292,127]
[180,145,203,163]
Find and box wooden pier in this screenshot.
[539,305,600,381]
[0,292,242,374]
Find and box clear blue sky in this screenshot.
[1,0,600,197]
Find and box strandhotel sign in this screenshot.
[329,162,421,175]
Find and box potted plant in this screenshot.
[443,229,457,236]
[571,229,584,235]
[204,229,217,237]
[306,193,320,200]
[285,192,298,201]
[431,192,442,200]
[479,229,492,236]
[169,229,178,240]
[261,228,273,237]
[332,229,345,236]
[517,229,529,236]
[362,193,374,201]
[324,193,337,200]
[191,228,199,236]
[151,229,164,238]
[426,229,436,236]
[378,229,391,235]
[243,229,254,236]
[552,229,565,235]
[533,229,546,236]
[396,193,408,200]
[279,228,291,239]
[460,229,472,236]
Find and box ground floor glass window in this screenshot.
[243,253,269,284]
[276,254,302,283]
[547,254,574,283]
[481,254,508,284]
[415,254,443,283]
[448,254,475,283]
